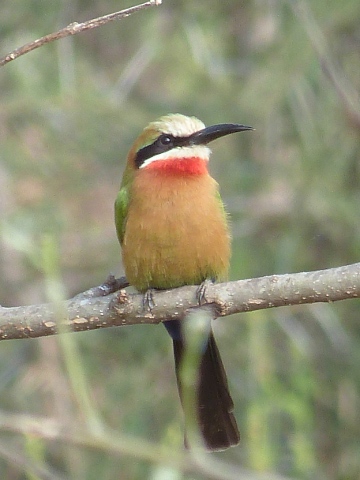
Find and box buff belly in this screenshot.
[122,170,230,292]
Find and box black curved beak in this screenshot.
[188,123,254,146]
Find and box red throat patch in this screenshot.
[145,157,208,176]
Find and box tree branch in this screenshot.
[0,0,162,67]
[0,263,359,341]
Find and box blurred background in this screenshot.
[0,0,360,478]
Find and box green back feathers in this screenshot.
[114,184,129,245]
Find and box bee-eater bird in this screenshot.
[115,113,252,451]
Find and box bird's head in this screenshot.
[125,113,253,177]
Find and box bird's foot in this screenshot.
[196,278,215,306]
[143,289,156,311]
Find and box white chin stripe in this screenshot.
[139,145,211,169]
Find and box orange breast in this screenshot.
[122,168,231,292]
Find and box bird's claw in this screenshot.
[196,278,214,306]
[143,289,156,311]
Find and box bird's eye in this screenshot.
[158,134,173,146]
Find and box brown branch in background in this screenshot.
[0,0,162,67]
[0,263,359,341]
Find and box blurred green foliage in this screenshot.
[0,0,360,478]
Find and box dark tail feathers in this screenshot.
[171,328,239,451]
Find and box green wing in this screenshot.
[114,185,129,245]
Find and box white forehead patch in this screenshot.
[139,145,211,169]
[152,114,205,137]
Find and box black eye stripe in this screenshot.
[135,134,187,168]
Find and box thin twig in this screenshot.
[0,0,162,67]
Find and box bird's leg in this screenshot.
[143,288,156,311]
[196,278,215,306]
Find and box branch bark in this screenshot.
[0,0,162,67]
[0,263,359,341]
